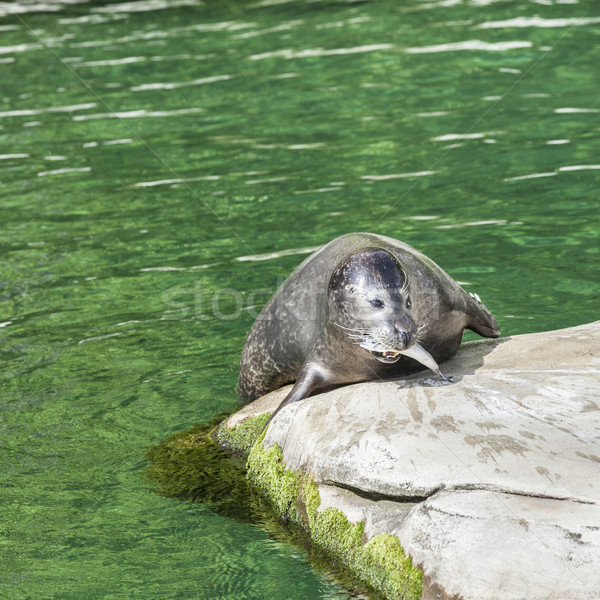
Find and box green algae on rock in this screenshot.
[243,428,422,600]
[214,412,271,454]
[144,415,256,520]
[212,414,423,600]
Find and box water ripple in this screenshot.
[0,3,74,17]
[90,0,202,13]
[289,143,324,150]
[0,43,43,54]
[72,107,203,120]
[249,44,393,61]
[0,102,96,118]
[361,171,436,180]
[77,332,122,344]
[103,138,133,146]
[432,132,504,141]
[59,14,127,25]
[555,107,599,114]
[37,167,91,177]
[245,177,287,185]
[293,186,343,194]
[504,172,557,182]
[133,176,220,188]
[417,111,451,117]
[67,21,265,50]
[131,74,232,91]
[140,264,215,272]
[558,165,600,172]
[436,220,509,229]
[476,17,600,29]
[72,56,147,67]
[405,40,532,53]
[231,20,303,40]
[236,247,320,262]
[504,165,600,182]
[151,53,215,62]
[316,17,371,30]
[139,266,187,272]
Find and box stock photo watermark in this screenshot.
[160,277,452,323]
[160,278,287,321]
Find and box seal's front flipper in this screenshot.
[262,366,325,432]
[465,291,500,338]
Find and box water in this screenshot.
[1,0,598,597]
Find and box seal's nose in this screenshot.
[393,322,415,348]
[392,325,412,348]
[401,330,412,347]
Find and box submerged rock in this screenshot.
[221,322,600,600]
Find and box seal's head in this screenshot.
[328,248,418,364]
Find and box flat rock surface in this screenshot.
[229,322,600,599]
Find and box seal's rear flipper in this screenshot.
[465,292,501,338]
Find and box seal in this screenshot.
[237,233,500,421]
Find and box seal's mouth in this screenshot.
[370,350,402,363]
[337,323,452,382]
[357,337,406,364]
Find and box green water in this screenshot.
[1,0,598,597]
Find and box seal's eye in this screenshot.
[368,298,384,309]
[347,286,355,295]
[406,296,412,309]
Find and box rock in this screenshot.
[401,489,600,600]
[224,322,600,600]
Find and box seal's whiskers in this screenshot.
[415,323,428,344]
[399,272,411,295]
[334,323,372,333]
[334,322,372,342]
